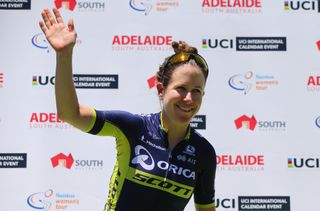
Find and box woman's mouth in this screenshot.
[176,104,194,112]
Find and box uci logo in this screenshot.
[216,198,236,209]
[132,145,155,170]
[202,38,234,49]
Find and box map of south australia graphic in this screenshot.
[235,115,257,131]
[55,0,77,10]
[51,153,74,169]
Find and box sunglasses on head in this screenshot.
[164,52,209,75]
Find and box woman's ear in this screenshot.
[156,82,164,99]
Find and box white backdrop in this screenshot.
[1,0,320,211]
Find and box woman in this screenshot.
[39,8,217,211]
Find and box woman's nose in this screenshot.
[183,91,193,102]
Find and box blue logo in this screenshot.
[27,189,53,210]
[129,0,153,15]
[228,71,254,94]
[316,116,320,128]
[32,33,50,52]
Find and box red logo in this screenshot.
[234,115,257,131]
[317,40,320,50]
[147,75,157,89]
[51,153,74,169]
[54,0,77,11]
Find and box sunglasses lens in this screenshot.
[170,54,190,64]
[166,53,209,73]
[196,57,208,72]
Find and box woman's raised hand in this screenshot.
[39,8,77,52]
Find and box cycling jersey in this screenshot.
[86,110,216,211]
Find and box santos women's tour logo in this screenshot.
[129,0,179,15]
[228,71,279,94]
[27,189,80,210]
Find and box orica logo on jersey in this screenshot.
[132,145,155,170]
[132,145,196,180]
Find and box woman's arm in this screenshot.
[39,8,93,131]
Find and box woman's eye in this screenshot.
[192,89,202,94]
[177,87,186,92]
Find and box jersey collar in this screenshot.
[159,111,191,141]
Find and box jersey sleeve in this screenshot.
[193,141,217,209]
[85,109,142,137]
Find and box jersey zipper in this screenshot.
[163,139,186,180]
[164,150,172,180]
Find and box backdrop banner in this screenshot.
[1,1,319,211]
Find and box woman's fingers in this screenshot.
[39,21,47,34]
[40,8,70,36]
[67,19,75,32]
[53,8,64,24]
[46,8,57,26]
[41,8,60,30]
[41,9,52,29]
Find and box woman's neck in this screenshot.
[161,111,189,150]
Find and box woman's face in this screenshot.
[159,63,206,127]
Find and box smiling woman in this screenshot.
[157,61,206,141]
[39,8,217,211]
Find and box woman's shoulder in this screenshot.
[190,129,216,155]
